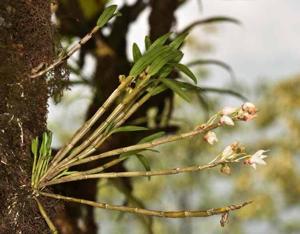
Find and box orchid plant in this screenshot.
[29,5,269,233]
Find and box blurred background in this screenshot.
[49,0,300,233]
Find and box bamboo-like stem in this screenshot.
[61,123,220,170]
[34,197,58,234]
[41,76,134,183]
[66,157,127,178]
[61,74,151,161]
[42,80,151,184]
[44,160,223,186]
[44,93,143,182]
[31,26,100,78]
[39,191,252,218]
[67,90,152,167]
[45,95,152,183]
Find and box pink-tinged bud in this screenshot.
[204,131,218,145]
[221,107,236,116]
[242,102,257,115]
[220,115,235,126]
[237,111,257,121]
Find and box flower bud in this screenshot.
[220,115,235,126]
[220,164,231,175]
[242,102,257,115]
[204,131,218,145]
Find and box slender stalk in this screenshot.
[44,160,223,186]
[65,90,153,167]
[44,93,142,182]
[61,74,151,161]
[31,26,100,78]
[42,76,134,183]
[62,123,219,170]
[39,191,252,218]
[34,198,58,234]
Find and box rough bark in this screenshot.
[0,0,57,233]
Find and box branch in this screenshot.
[56,123,220,172]
[30,25,100,78]
[39,191,252,218]
[44,160,223,186]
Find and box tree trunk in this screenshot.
[0,1,56,233]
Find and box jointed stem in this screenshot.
[34,198,58,234]
[31,25,100,78]
[41,76,134,182]
[61,123,219,170]
[39,191,252,218]
[43,159,223,186]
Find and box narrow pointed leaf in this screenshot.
[112,125,148,134]
[129,46,170,77]
[135,154,151,180]
[161,78,191,102]
[148,50,182,76]
[135,154,151,171]
[132,43,142,62]
[175,63,197,84]
[173,80,247,100]
[139,131,165,144]
[97,5,118,27]
[31,137,39,157]
[149,33,171,50]
[144,36,151,51]
[186,59,236,81]
[150,84,167,96]
[170,33,188,49]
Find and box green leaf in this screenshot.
[96,5,118,27]
[136,154,151,176]
[45,131,53,152]
[135,154,151,171]
[139,131,165,144]
[31,137,39,157]
[170,33,188,49]
[144,36,151,51]
[132,43,142,62]
[120,149,144,159]
[150,84,167,96]
[172,80,247,100]
[129,46,170,77]
[148,33,171,50]
[186,59,236,81]
[112,125,148,134]
[135,154,151,180]
[175,63,197,84]
[161,78,191,102]
[40,132,48,157]
[148,50,182,76]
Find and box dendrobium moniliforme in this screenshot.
[244,150,269,169]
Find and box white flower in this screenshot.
[221,106,236,116]
[204,131,218,145]
[220,115,235,126]
[246,150,269,169]
[242,102,257,115]
[221,145,234,159]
